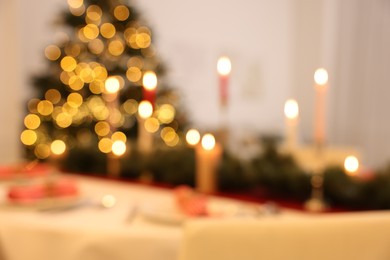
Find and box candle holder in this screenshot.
[304,172,327,212]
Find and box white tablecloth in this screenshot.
[0,174,186,260]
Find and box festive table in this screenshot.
[1,172,390,260]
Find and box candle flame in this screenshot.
[112,140,126,156]
[284,99,299,119]
[142,71,157,90]
[201,134,215,151]
[186,129,200,146]
[344,155,359,176]
[314,68,328,85]
[138,101,153,119]
[217,56,231,76]
[105,76,120,93]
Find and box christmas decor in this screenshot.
[21,0,188,174]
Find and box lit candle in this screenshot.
[137,100,154,154]
[186,129,201,146]
[344,155,359,176]
[142,71,157,107]
[313,68,328,148]
[104,76,122,177]
[195,133,222,193]
[217,56,231,108]
[284,99,299,152]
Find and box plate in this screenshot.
[140,203,187,225]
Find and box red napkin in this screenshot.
[174,185,208,216]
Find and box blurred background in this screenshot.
[0,0,389,169]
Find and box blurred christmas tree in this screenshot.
[21,0,189,176]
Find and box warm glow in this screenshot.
[314,68,328,85]
[138,101,153,119]
[126,67,142,82]
[114,5,130,21]
[34,144,51,159]
[100,23,116,38]
[89,80,104,94]
[142,71,157,90]
[37,100,54,116]
[83,24,99,40]
[24,114,41,130]
[98,138,112,153]
[69,75,84,90]
[111,131,127,142]
[284,99,299,119]
[105,76,120,93]
[67,0,83,9]
[217,56,232,76]
[201,134,216,151]
[51,140,66,155]
[45,89,61,104]
[185,129,200,146]
[61,56,77,72]
[67,93,83,108]
[45,45,61,61]
[95,121,110,136]
[101,194,116,208]
[344,156,359,176]
[157,104,175,124]
[112,140,126,156]
[88,39,104,54]
[20,130,37,146]
[144,118,160,133]
[108,40,124,56]
[86,5,102,21]
[123,99,138,115]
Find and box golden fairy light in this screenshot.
[67,0,83,9]
[138,101,153,119]
[111,131,127,142]
[61,56,77,72]
[20,130,37,145]
[35,144,51,159]
[108,40,124,56]
[24,114,41,130]
[105,76,120,93]
[157,104,175,124]
[100,23,116,38]
[122,99,138,115]
[88,39,104,54]
[89,80,104,94]
[126,67,142,82]
[186,129,200,146]
[44,45,61,61]
[67,93,83,108]
[98,137,112,153]
[51,140,66,155]
[56,113,73,128]
[95,121,111,136]
[86,5,102,22]
[114,5,130,21]
[144,118,160,133]
[127,56,144,69]
[69,75,84,90]
[201,134,216,151]
[45,89,61,104]
[83,24,99,40]
[37,100,54,116]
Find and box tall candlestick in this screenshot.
[142,71,157,107]
[217,56,231,108]
[284,99,299,153]
[104,76,122,178]
[137,100,153,154]
[313,68,328,149]
[195,134,222,193]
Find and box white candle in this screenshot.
[284,99,299,152]
[313,68,328,147]
[137,100,154,154]
[195,134,222,193]
[217,56,231,108]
